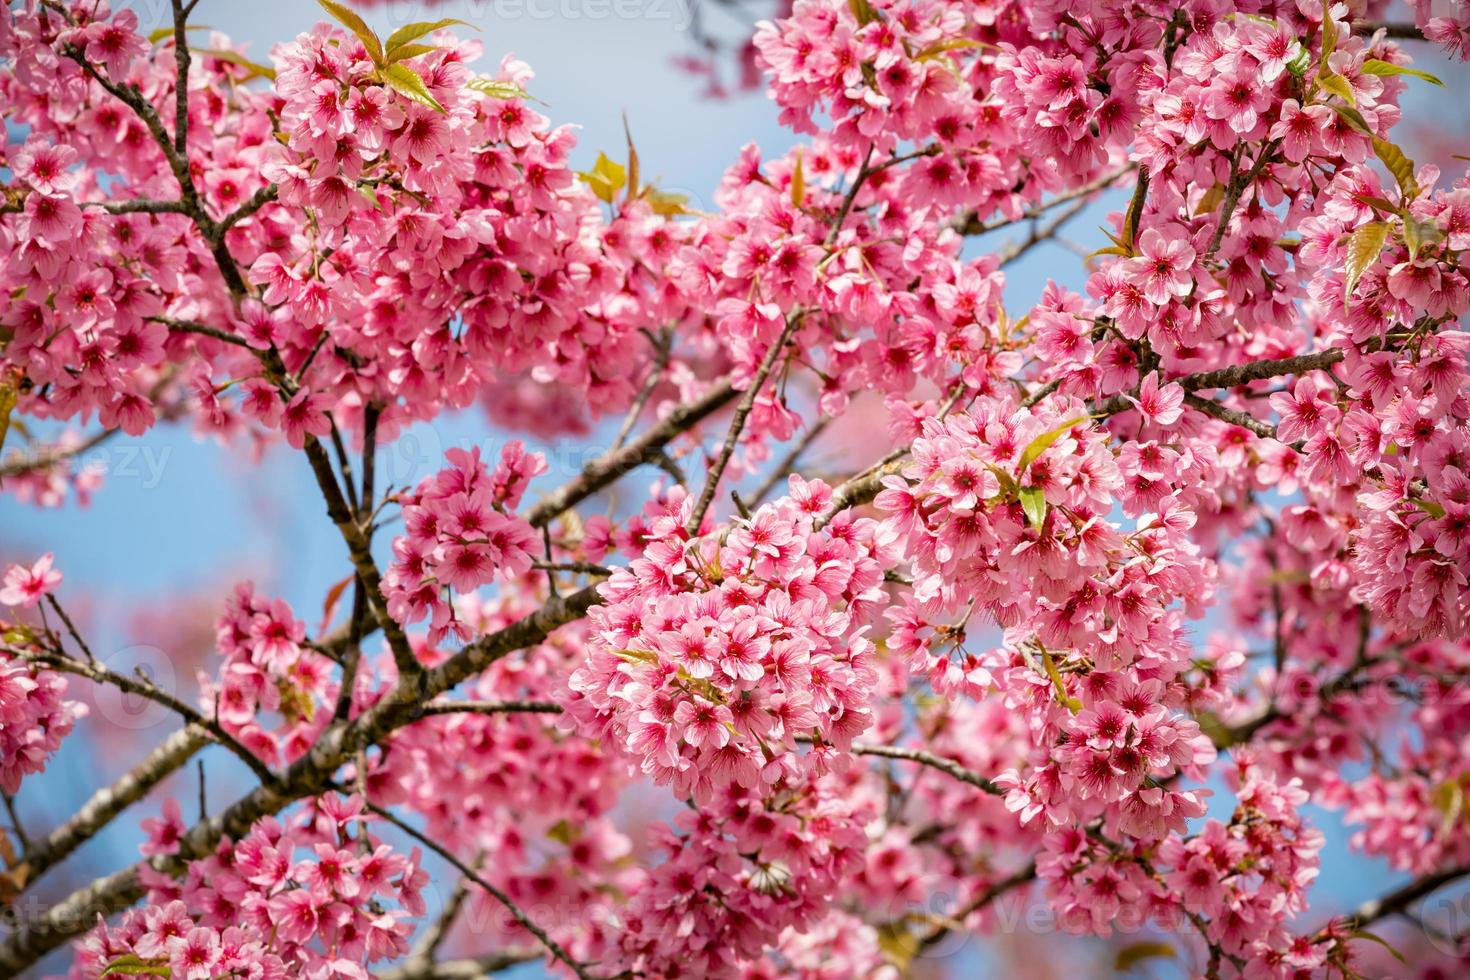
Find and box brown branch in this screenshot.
[356,799,596,980]
[750,416,831,506]
[16,726,208,888]
[1338,865,1470,932]
[1353,21,1431,42]
[524,379,738,529]
[824,143,876,246]
[1092,348,1346,416]
[415,700,562,717]
[215,182,279,237]
[299,432,420,680]
[685,313,804,534]
[916,863,1038,953]
[1207,140,1280,258]
[3,646,277,789]
[1183,393,1277,438]
[995,194,1094,266]
[0,582,598,971]
[170,0,192,157]
[96,199,191,215]
[846,742,1003,796]
[0,428,118,479]
[611,328,671,452]
[815,382,967,528]
[406,855,482,966]
[378,953,537,980]
[952,164,1135,236]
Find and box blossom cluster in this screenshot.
[207,583,335,768]
[382,443,543,644]
[1040,756,1326,970]
[0,652,84,796]
[569,482,889,803]
[72,794,423,980]
[0,554,85,795]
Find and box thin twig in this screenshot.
[1207,140,1279,258]
[685,313,804,534]
[2,792,30,853]
[611,328,671,451]
[357,800,596,979]
[2,646,277,789]
[750,416,831,506]
[45,595,96,663]
[415,700,563,718]
[952,163,1135,236]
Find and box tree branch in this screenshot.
[685,314,804,534]
[845,742,1003,796]
[524,379,738,529]
[3,647,277,789]
[415,700,562,717]
[379,952,537,980]
[1339,865,1470,932]
[16,726,208,889]
[952,164,1135,237]
[356,799,596,980]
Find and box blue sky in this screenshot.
[3,1,1468,976]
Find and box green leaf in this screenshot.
[875,921,918,973]
[915,38,986,61]
[1121,167,1150,251]
[1018,416,1090,473]
[148,24,210,44]
[191,48,277,81]
[1351,929,1407,964]
[1319,0,1338,71]
[644,188,693,217]
[2,624,37,647]
[847,0,878,27]
[1286,45,1312,78]
[1433,777,1464,835]
[1019,485,1047,532]
[791,150,805,208]
[579,152,626,204]
[466,77,529,101]
[383,18,476,60]
[1352,193,1400,213]
[317,0,385,66]
[1412,497,1447,520]
[101,955,171,978]
[1330,103,1373,135]
[1193,182,1225,217]
[546,818,578,845]
[0,373,17,465]
[1317,71,1356,105]
[1403,217,1445,262]
[1343,220,1389,308]
[1372,136,1418,200]
[386,43,438,64]
[379,63,446,113]
[1115,941,1176,971]
[1361,59,1443,86]
[623,115,640,203]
